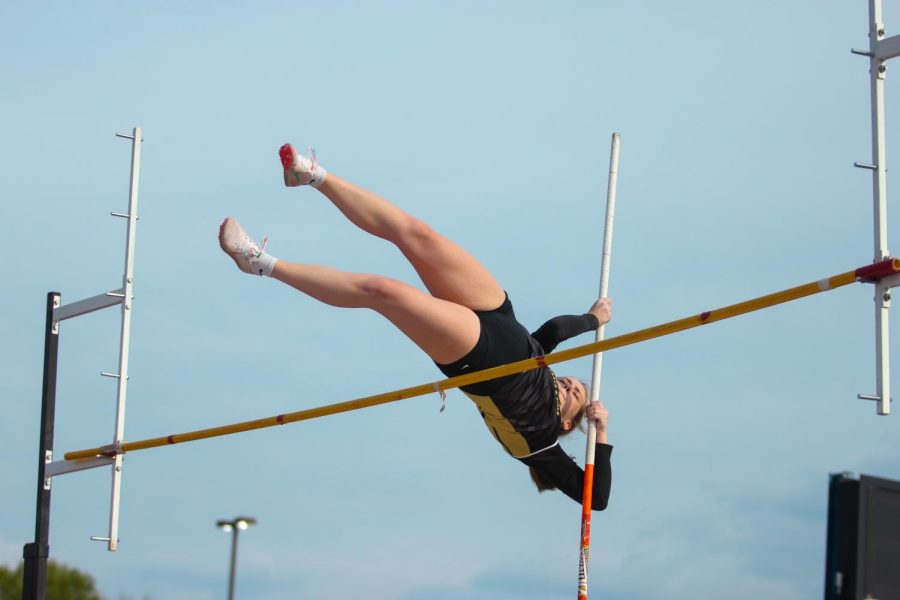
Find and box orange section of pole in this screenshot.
[64,259,900,461]
[577,462,595,600]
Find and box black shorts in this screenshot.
[435,294,534,396]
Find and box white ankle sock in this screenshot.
[255,252,278,277]
[309,165,327,188]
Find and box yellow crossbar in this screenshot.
[63,259,900,461]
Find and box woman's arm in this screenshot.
[520,443,613,510]
[530,298,612,353]
[519,400,612,508]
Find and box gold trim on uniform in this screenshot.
[464,368,559,459]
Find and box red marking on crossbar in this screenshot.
[276,415,285,424]
[700,311,712,322]
[535,355,548,368]
[167,435,175,445]
[856,258,900,281]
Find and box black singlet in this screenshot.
[436,295,612,509]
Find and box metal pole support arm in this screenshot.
[52,289,125,332]
[874,33,900,61]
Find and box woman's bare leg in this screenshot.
[270,260,480,364]
[220,217,480,363]
[318,174,505,310]
[280,144,505,311]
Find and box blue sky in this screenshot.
[2,2,899,599]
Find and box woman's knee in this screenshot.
[358,275,412,306]
[400,217,441,250]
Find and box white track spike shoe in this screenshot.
[219,218,269,276]
[279,143,327,188]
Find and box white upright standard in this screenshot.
[40,127,143,551]
[854,0,900,415]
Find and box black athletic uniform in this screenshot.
[437,295,612,510]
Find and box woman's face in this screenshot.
[558,376,587,431]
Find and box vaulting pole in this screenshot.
[63,258,899,462]
[577,132,619,600]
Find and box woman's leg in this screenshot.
[219,215,480,364]
[281,144,505,311]
[270,260,480,364]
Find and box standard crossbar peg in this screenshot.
[115,131,143,141]
[111,212,132,219]
[857,393,891,402]
[851,48,874,57]
[101,372,121,378]
[105,292,126,298]
[854,162,878,170]
[90,536,112,542]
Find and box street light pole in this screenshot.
[216,516,256,600]
[226,525,239,600]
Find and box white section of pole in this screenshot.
[869,0,889,261]
[586,132,619,459]
[107,127,143,550]
[867,0,892,415]
[875,280,892,415]
[590,134,620,402]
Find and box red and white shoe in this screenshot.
[279,143,327,188]
[218,218,270,276]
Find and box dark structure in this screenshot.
[825,473,900,600]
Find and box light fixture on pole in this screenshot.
[216,516,256,600]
